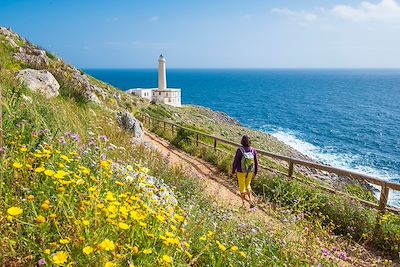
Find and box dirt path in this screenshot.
[142,130,389,267]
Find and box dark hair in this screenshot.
[241,135,251,147]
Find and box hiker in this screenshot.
[232,135,258,209]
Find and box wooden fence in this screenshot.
[139,113,400,213]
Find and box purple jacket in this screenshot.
[232,146,258,175]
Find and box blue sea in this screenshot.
[85,69,400,205]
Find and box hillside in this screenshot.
[0,26,399,267]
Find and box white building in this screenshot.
[127,55,182,107]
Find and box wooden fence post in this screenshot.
[172,124,174,134]
[163,121,166,131]
[379,182,389,211]
[213,138,217,151]
[196,133,199,146]
[288,161,294,179]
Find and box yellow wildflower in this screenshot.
[12,162,23,169]
[44,249,51,255]
[106,192,116,201]
[216,240,226,252]
[118,222,130,230]
[20,147,28,152]
[199,236,206,241]
[104,262,115,267]
[139,222,147,228]
[185,250,193,259]
[143,249,152,254]
[82,246,94,255]
[41,202,50,211]
[7,207,23,217]
[99,239,115,251]
[162,255,173,264]
[239,251,246,258]
[54,170,67,179]
[60,155,71,163]
[230,246,238,252]
[52,251,68,266]
[35,215,46,224]
[59,238,70,245]
[82,220,90,226]
[132,246,139,254]
[27,195,35,202]
[44,169,55,177]
[49,214,57,219]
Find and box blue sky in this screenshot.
[1,0,400,68]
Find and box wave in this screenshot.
[269,129,400,206]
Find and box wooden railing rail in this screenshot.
[139,113,400,213]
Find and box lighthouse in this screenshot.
[158,54,167,90]
[126,55,182,107]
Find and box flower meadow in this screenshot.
[1,125,267,266]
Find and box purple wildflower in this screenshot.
[338,251,347,261]
[71,133,80,142]
[100,135,108,142]
[332,246,338,252]
[64,131,71,138]
[38,258,47,266]
[41,129,49,135]
[59,137,67,145]
[322,248,330,256]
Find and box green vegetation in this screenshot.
[146,119,400,258]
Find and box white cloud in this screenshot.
[332,0,400,22]
[150,16,159,21]
[271,8,318,22]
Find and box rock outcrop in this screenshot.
[16,69,60,98]
[118,112,143,140]
[14,46,49,69]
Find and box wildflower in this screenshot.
[27,195,35,202]
[59,238,70,245]
[38,258,46,266]
[184,250,193,259]
[54,170,68,179]
[239,251,246,258]
[132,246,139,254]
[35,166,45,173]
[104,262,115,267]
[162,255,173,264]
[49,214,57,219]
[44,169,55,177]
[207,231,214,238]
[41,202,50,211]
[83,246,94,255]
[199,236,206,241]
[36,215,46,224]
[20,147,28,152]
[61,155,71,163]
[99,239,115,251]
[44,249,51,255]
[143,249,152,254]
[106,191,116,201]
[82,220,90,226]
[338,251,347,261]
[100,135,108,142]
[12,162,23,169]
[118,222,130,230]
[216,240,227,252]
[52,251,68,266]
[230,246,238,252]
[7,207,23,217]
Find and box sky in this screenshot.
[1,0,400,68]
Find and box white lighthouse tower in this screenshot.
[158,54,167,90]
[127,55,182,107]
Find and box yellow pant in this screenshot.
[237,172,254,193]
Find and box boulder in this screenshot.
[16,69,60,98]
[14,46,49,68]
[118,112,143,140]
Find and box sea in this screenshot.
[85,69,400,206]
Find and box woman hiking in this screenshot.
[232,135,258,209]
